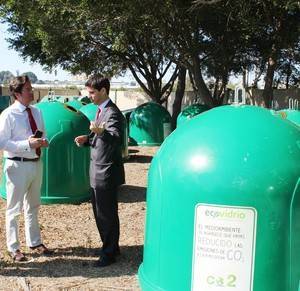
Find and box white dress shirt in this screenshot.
[0,100,46,159]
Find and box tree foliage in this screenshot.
[0,70,14,84]
[158,0,300,107]
[227,0,300,106]
[0,0,178,104]
[151,0,254,106]
[1,0,299,108]
[22,71,38,83]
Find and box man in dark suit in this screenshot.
[75,75,125,267]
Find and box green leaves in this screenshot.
[1,0,299,105]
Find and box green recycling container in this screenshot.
[78,96,91,104]
[54,95,69,103]
[129,102,172,146]
[41,95,82,103]
[122,107,135,134]
[279,109,300,127]
[177,104,210,127]
[79,103,128,160]
[40,95,52,102]
[0,96,11,113]
[79,103,98,121]
[139,105,300,291]
[40,95,65,103]
[0,102,91,204]
[66,99,85,110]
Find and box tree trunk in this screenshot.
[285,74,289,89]
[285,61,292,89]
[129,64,175,105]
[171,67,186,130]
[216,74,228,105]
[222,88,230,104]
[192,56,214,108]
[262,47,277,108]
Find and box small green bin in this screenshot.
[177,103,210,127]
[129,102,171,146]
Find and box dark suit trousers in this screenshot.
[91,186,120,258]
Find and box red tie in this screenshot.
[26,107,41,156]
[96,107,101,120]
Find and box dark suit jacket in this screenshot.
[87,100,125,189]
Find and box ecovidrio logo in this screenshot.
[205,209,246,219]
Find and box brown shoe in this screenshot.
[30,244,53,255]
[10,250,27,262]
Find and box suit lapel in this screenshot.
[92,100,113,146]
[98,100,113,123]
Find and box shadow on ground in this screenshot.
[126,155,153,164]
[0,245,143,278]
[119,185,146,203]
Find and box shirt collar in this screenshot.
[98,98,110,111]
[13,100,28,112]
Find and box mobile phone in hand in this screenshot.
[34,130,43,138]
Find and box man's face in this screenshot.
[86,86,105,105]
[15,81,34,106]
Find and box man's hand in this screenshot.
[90,121,105,135]
[29,137,47,149]
[40,139,49,147]
[74,135,88,147]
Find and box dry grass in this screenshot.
[0,146,159,291]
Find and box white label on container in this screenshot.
[191,204,257,291]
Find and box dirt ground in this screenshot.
[0,146,159,291]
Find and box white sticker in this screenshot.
[192,204,257,291]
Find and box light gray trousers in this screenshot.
[4,159,43,252]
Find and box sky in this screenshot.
[0,22,72,81]
[0,22,134,83]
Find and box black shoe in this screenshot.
[94,248,121,257]
[114,249,121,257]
[93,256,116,267]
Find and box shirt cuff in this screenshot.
[18,140,31,152]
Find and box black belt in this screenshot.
[7,157,40,162]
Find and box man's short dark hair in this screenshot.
[85,74,110,95]
[9,75,30,98]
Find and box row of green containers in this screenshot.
[4,95,208,150]
[0,98,298,206]
[41,94,91,106]
[42,95,130,159]
[43,94,174,147]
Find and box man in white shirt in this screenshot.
[0,75,52,261]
